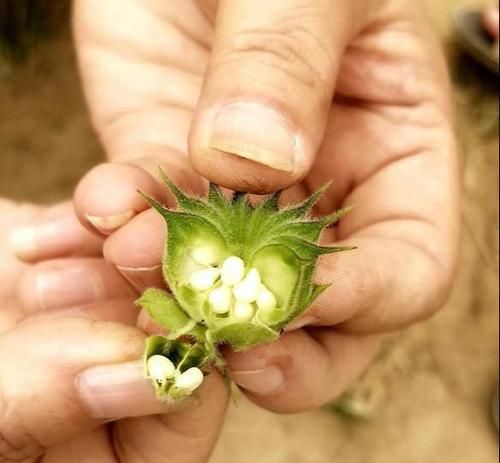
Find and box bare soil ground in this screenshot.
[0,1,498,462]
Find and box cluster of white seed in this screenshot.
[188,252,278,322]
[147,355,204,395]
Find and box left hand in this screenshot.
[4,200,227,462]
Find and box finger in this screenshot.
[287,142,459,334]
[189,0,367,193]
[18,258,137,314]
[113,371,228,463]
[21,297,139,326]
[225,328,380,413]
[73,162,165,236]
[284,233,454,335]
[103,208,166,291]
[44,371,228,463]
[8,202,103,262]
[0,311,176,461]
[73,154,207,236]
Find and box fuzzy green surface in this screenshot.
[142,173,352,347]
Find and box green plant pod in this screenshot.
[138,172,354,399]
[144,336,210,400]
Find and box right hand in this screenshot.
[2,200,228,463]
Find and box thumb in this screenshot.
[189,0,360,193]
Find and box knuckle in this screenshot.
[219,24,333,92]
[0,376,45,462]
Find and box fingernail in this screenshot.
[117,265,164,292]
[9,217,83,261]
[284,315,319,332]
[210,102,298,172]
[230,365,285,396]
[77,361,173,418]
[35,267,102,311]
[86,210,135,235]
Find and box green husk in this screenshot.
[139,172,354,400]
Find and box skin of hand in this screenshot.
[10,0,460,414]
[1,200,228,463]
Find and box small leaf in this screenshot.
[137,289,205,340]
[211,322,278,350]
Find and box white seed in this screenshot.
[220,256,245,286]
[189,267,220,291]
[191,246,219,266]
[233,268,261,303]
[233,301,254,321]
[147,355,176,383]
[208,285,232,314]
[174,367,204,392]
[256,284,277,311]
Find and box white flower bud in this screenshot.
[208,285,232,314]
[191,246,219,266]
[189,267,220,291]
[256,284,277,311]
[233,301,254,321]
[220,256,245,286]
[174,367,204,392]
[233,268,261,303]
[147,355,176,383]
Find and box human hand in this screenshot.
[39,0,460,413]
[3,200,227,462]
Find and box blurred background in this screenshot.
[0,1,498,462]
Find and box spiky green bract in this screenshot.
[140,172,354,352]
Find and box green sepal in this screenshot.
[140,174,355,380]
[210,322,279,351]
[137,288,205,341]
[278,181,331,220]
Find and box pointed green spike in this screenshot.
[139,190,171,219]
[319,205,354,227]
[158,169,187,205]
[207,183,234,221]
[208,182,226,204]
[158,168,206,213]
[309,283,330,305]
[266,235,336,260]
[258,190,282,212]
[273,220,325,242]
[281,181,332,220]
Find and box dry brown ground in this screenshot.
[0,1,498,462]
